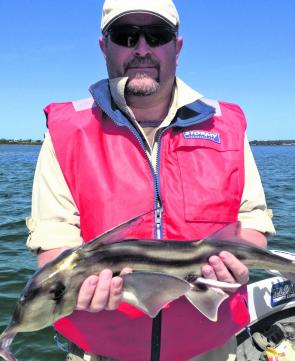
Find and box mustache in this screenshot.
[124,56,159,69]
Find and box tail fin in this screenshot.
[0,333,17,361]
[0,349,17,361]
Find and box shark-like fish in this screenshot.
[0,211,295,361]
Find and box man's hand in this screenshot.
[201,228,268,287]
[38,248,132,312]
[76,267,132,312]
[201,251,249,286]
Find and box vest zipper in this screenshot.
[153,108,215,223]
[100,108,162,238]
[155,207,163,239]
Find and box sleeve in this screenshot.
[26,132,83,252]
[238,135,276,235]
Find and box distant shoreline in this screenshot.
[249,140,295,146]
[0,140,42,145]
[1,140,295,146]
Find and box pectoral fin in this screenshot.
[122,272,190,318]
[185,286,229,322]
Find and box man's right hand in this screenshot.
[38,248,131,313]
[76,268,132,312]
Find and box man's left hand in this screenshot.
[201,251,249,286]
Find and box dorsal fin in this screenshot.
[208,221,241,241]
[83,209,156,251]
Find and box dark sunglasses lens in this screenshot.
[109,29,139,47]
[108,26,176,48]
[145,29,175,47]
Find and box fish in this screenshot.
[1,210,295,361]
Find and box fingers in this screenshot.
[209,255,236,283]
[201,264,217,281]
[76,269,125,312]
[76,275,100,310]
[104,275,123,311]
[201,252,249,286]
[90,269,113,312]
[90,269,123,312]
[219,251,249,284]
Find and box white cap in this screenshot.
[101,0,180,33]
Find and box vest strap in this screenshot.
[150,311,162,361]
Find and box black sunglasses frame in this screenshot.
[104,24,178,48]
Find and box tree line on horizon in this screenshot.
[1,138,295,146]
[0,138,43,145]
[249,140,295,146]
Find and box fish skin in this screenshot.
[1,214,295,360]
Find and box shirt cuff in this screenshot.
[26,217,83,252]
[238,208,276,236]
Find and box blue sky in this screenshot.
[0,0,294,140]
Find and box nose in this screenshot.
[133,34,152,57]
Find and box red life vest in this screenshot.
[46,81,249,361]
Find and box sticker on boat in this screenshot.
[271,280,295,307]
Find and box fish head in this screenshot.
[8,270,71,335]
[0,272,69,361]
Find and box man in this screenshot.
[26,0,275,360]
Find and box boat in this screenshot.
[236,251,295,360]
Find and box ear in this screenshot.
[99,36,107,59]
[176,36,183,66]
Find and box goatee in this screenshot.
[126,73,160,96]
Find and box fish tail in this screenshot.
[0,349,17,361]
[0,334,17,361]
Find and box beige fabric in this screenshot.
[238,138,275,234]
[26,78,275,251]
[190,336,237,361]
[26,135,83,251]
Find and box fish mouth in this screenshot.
[0,332,17,361]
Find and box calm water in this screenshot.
[0,144,295,360]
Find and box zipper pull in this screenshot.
[155,207,163,239]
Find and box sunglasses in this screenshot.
[105,24,177,48]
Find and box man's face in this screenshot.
[100,14,183,97]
